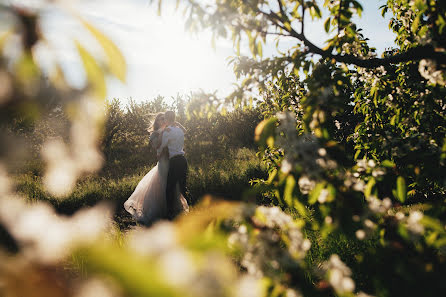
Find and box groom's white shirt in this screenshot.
[157,125,185,158]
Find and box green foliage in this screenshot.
[2,1,446,297]
[171,0,446,295]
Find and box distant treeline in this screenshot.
[102,95,263,176]
[8,94,263,178]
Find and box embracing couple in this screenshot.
[124,110,189,225]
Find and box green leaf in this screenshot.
[266,169,278,185]
[421,216,445,233]
[309,6,321,19]
[75,41,107,99]
[284,175,296,207]
[254,117,277,149]
[396,176,407,203]
[324,17,331,33]
[76,244,180,297]
[364,177,376,198]
[411,15,420,33]
[257,41,263,58]
[414,0,427,11]
[381,160,395,168]
[309,182,325,204]
[418,25,429,37]
[437,14,446,34]
[80,18,127,83]
[390,115,396,126]
[354,149,361,160]
[15,52,40,83]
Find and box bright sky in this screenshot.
[38,0,395,103]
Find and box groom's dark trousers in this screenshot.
[166,154,188,219]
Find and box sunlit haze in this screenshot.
[38,0,395,103]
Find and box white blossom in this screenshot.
[419,59,446,86]
[298,175,316,194]
[318,189,330,203]
[127,222,177,256]
[76,278,120,297]
[41,98,104,198]
[323,254,356,294]
[356,229,366,240]
[367,196,392,214]
[407,211,424,235]
[0,198,112,263]
[229,205,310,278]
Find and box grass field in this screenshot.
[10,146,386,291]
[14,147,267,228]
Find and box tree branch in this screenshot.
[258,6,446,68]
[277,0,286,19]
[337,0,342,36]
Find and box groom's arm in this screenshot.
[157,130,170,157]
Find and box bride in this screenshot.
[124,113,188,224]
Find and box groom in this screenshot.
[157,110,188,219]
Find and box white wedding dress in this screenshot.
[124,130,189,224]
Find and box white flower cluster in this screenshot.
[276,112,337,193]
[228,206,311,279]
[321,254,356,294]
[418,59,446,86]
[276,113,319,175]
[343,171,366,192]
[353,196,393,240]
[368,196,392,215]
[42,97,104,198]
[341,39,375,59]
[76,278,121,297]
[0,196,112,263]
[357,66,387,88]
[298,175,316,194]
[354,158,386,178]
[394,210,425,235]
[127,221,261,297]
[400,9,414,29]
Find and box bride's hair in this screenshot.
[149,113,165,132]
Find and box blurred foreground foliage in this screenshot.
[1,1,446,297]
